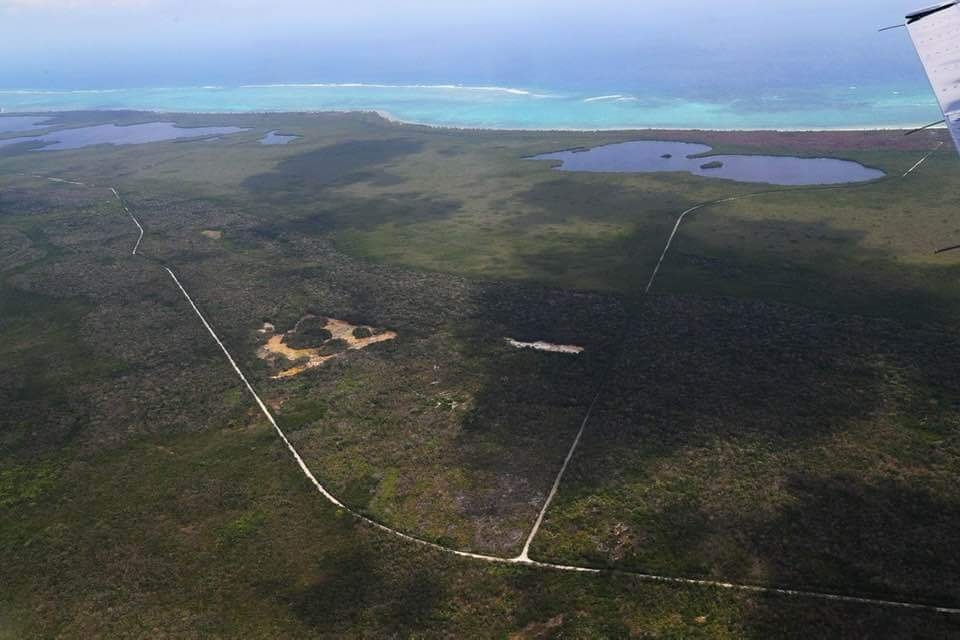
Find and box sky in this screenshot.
[0,0,939,92]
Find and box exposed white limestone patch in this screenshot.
[505,338,583,354]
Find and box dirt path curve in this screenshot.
[109,187,144,255]
[13,168,960,615]
[164,264,960,614]
[645,194,748,293]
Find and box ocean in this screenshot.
[0,82,942,131]
[1,0,946,131]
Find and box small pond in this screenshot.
[0,122,249,151]
[529,140,885,185]
[259,130,299,145]
[0,115,52,133]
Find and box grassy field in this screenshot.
[2,110,960,636]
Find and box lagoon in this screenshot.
[530,140,885,186]
[259,130,299,145]
[0,115,52,133]
[0,121,248,151]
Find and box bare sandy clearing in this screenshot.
[201,229,222,239]
[258,315,397,378]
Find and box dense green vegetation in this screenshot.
[534,294,960,605]
[2,110,959,636]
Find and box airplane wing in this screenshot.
[906,1,960,155]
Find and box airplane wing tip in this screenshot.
[906,2,960,157]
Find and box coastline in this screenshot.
[0,81,945,134]
[369,109,945,134]
[0,105,943,135]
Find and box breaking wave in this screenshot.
[239,82,553,97]
[583,94,638,103]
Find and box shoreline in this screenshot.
[0,106,943,135]
[369,109,945,134]
[0,80,942,134]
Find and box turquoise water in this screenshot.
[0,83,943,131]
